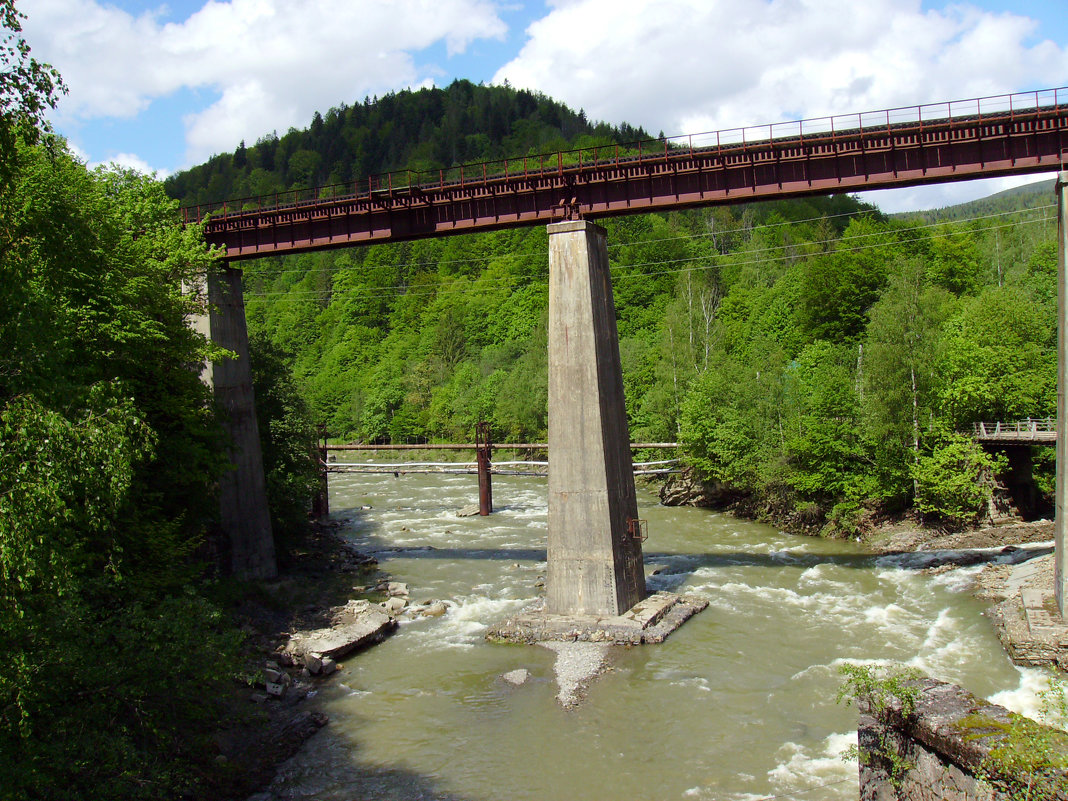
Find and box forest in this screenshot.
[165,80,1060,536]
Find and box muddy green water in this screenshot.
[251,469,1047,801]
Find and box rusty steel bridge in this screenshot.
[185,88,1068,260]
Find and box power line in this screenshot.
[238,201,1054,285]
[242,206,1055,304]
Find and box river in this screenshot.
[251,467,1048,801]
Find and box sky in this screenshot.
[18,0,1068,213]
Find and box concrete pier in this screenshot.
[545,220,646,617]
[203,266,277,580]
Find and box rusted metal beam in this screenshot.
[189,89,1068,260]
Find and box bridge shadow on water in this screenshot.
[252,720,477,801]
[335,503,1051,585]
[336,504,1052,593]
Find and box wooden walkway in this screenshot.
[973,419,1056,445]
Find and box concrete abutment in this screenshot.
[197,266,277,580]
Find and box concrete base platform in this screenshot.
[993,587,1068,669]
[486,591,707,645]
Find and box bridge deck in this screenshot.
[187,88,1068,260]
[974,420,1057,445]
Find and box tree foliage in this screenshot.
[0,10,261,788]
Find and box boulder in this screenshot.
[658,469,727,507]
[501,669,530,686]
[264,666,290,685]
[382,597,407,615]
[386,581,409,597]
[421,601,448,618]
[286,602,395,667]
[265,681,288,698]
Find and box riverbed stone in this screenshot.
[421,601,448,617]
[382,597,407,615]
[265,681,287,698]
[501,669,530,686]
[386,581,409,597]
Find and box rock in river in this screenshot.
[285,600,396,668]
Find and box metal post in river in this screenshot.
[476,421,493,516]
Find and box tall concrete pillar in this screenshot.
[1056,173,1068,615]
[545,220,646,617]
[203,266,277,580]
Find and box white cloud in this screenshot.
[93,152,171,177]
[22,0,507,165]
[861,172,1058,214]
[492,0,1068,211]
[493,0,1068,138]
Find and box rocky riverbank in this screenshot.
[867,519,1068,671]
[211,522,394,799]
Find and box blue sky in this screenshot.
[20,0,1068,212]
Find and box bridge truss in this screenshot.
[186,88,1068,261]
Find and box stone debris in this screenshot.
[265,681,288,698]
[381,596,407,615]
[487,592,708,645]
[385,582,409,597]
[285,599,396,671]
[420,601,449,618]
[539,642,610,708]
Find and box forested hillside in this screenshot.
[900,177,1056,223]
[164,79,647,205]
[166,82,1060,534]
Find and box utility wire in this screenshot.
[238,202,1053,284]
[243,207,1055,303]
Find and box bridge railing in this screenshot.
[973,418,1056,439]
[180,86,1068,226]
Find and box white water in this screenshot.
[251,469,1048,801]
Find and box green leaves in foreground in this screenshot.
[0,133,243,798]
[836,663,923,789]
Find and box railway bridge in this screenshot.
[195,88,1068,620]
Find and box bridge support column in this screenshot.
[200,266,277,580]
[545,220,646,616]
[1057,174,1068,616]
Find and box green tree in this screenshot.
[911,434,1005,528]
[862,259,953,500]
[250,333,319,545]
[0,0,64,186]
[0,135,247,799]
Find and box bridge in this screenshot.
[974,419,1057,446]
[187,88,1068,259]
[194,87,1068,626]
